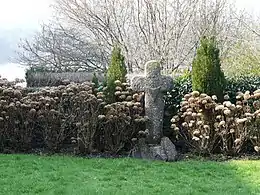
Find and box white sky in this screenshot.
[235,0,260,13]
[0,0,52,30]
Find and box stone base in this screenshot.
[132,137,177,162]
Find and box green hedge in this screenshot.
[164,75,260,116]
[225,76,260,103]
[163,74,192,138]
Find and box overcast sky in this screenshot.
[0,0,52,81]
[236,0,260,14]
[0,0,52,30]
[0,0,260,81]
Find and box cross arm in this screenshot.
[131,76,145,92]
[161,76,173,91]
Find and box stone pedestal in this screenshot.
[132,137,177,161]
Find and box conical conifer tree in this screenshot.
[192,36,226,101]
[106,45,127,103]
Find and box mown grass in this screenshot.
[0,154,260,195]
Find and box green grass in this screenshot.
[0,155,260,195]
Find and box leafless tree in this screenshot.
[191,0,247,58]
[18,0,249,73]
[53,0,199,72]
[52,0,247,72]
[17,23,108,72]
[221,12,260,76]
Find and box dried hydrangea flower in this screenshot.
[192,136,200,141]
[191,91,200,97]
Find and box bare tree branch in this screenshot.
[17,23,108,72]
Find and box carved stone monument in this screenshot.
[131,60,177,161]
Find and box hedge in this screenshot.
[165,75,260,115]
[0,78,144,155]
[2,73,260,156]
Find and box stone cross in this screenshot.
[131,60,173,145]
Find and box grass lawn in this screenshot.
[0,155,260,195]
